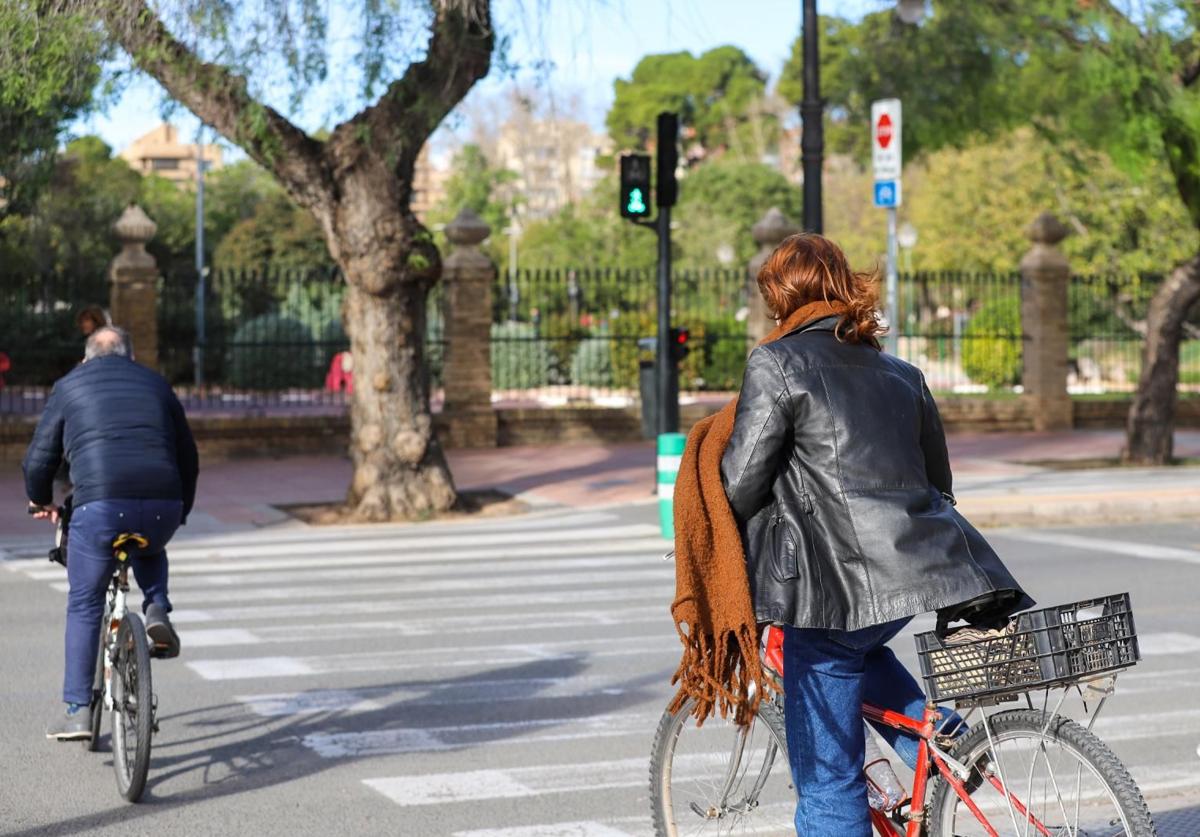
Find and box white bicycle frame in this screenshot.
[97,563,132,712]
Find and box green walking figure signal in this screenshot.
[619,154,652,219]
[626,187,647,216]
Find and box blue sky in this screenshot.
[73,0,883,157]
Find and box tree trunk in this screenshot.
[343,276,457,520]
[334,165,457,520]
[1123,254,1200,465]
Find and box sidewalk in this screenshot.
[1,430,1197,542]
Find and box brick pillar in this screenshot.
[108,204,160,370]
[747,207,801,348]
[1019,212,1073,431]
[441,208,498,448]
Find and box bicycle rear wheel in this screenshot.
[110,613,153,802]
[650,696,796,836]
[926,709,1157,836]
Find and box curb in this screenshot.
[959,493,1199,529]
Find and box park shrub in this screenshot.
[609,310,656,391]
[570,329,615,389]
[962,294,1022,389]
[227,313,320,389]
[701,314,749,391]
[0,305,79,385]
[538,311,589,385]
[491,321,553,390]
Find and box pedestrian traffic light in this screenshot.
[620,154,652,219]
[656,112,679,208]
[669,327,690,363]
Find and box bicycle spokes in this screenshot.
[947,729,1136,835]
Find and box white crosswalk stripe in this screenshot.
[183,606,670,647]
[453,821,644,837]
[187,634,677,680]
[7,507,1200,836]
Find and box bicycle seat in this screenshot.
[112,533,149,561]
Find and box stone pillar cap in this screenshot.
[1026,212,1068,246]
[113,203,157,244]
[752,207,800,247]
[446,207,491,247]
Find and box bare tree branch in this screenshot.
[332,2,493,180]
[101,0,335,223]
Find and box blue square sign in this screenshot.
[873,180,900,208]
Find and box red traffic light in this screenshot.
[674,328,689,344]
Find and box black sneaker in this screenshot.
[46,704,92,741]
[145,603,180,659]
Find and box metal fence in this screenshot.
[2,266,1197,415]
[491,267,752,405]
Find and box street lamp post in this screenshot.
[800,1,926,236]
[193,125,207,388]
[800,0,823,234]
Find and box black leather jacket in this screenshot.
[721,316,1031,631]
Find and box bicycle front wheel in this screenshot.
[926,709,1157,836]
[649,696,796,837]
[111,613,153,803]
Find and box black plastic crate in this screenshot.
[915,593,1140,702]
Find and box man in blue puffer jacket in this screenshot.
[23,326,198,741]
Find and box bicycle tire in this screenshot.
[926,708,1156,836]
[649,696,795,836]
[110,613,153,803]
[85,612,107,752]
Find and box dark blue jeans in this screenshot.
[782,619,962,836]
[64,499,181,705]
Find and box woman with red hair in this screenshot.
[719,233,1030,834]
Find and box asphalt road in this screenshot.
[1,505,1198,836]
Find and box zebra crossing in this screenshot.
[4,507,1200,835]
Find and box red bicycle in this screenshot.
[649,594,1156,835]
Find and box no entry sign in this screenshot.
[871,99,902,182]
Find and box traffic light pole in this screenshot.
[622,112,680,436]
[655,204,676,435]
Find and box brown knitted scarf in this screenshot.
[669,299,847,726]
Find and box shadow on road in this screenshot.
[1153,803,1200,836]
[8,654,668,837]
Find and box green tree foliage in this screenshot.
[204,160,279,245]
[439,144,515,229]
[1,136,139,278]
[427,143,515,267]
[607,46,769,155]
[518,160,801,272]
[0,133,334,286]
[214,190,330,271]
[0,3,104,213]
[139,172,197,274]
[674,160,802,269]
[517,179,656,271]
[904,129,1198,274]
[780,5,1027,162]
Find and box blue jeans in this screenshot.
[782,619,963,837]
[64,499,181,705]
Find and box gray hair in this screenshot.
[84,326,134,361]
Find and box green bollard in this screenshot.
[657,432,687,540]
